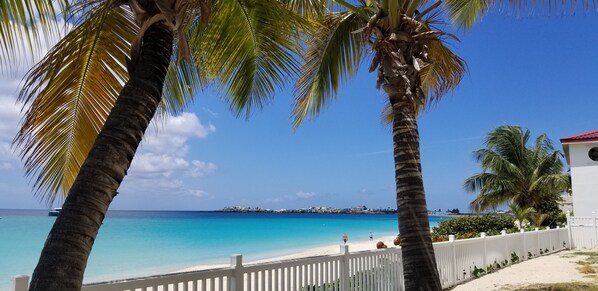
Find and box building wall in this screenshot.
[569,142,598,216]
[558,194,573,213]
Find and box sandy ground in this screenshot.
[451,250,598,290]
[178,235,397,272]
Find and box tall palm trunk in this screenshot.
[391,98,441,290]
[380,48,442,288]
[29,23,173,291]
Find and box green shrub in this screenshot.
[432,215,516,236]
[430,233,449,242]
[458,232,479,239]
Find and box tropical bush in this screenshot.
[430,233,449,242]
[432,215,516,236]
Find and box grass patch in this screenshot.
[578,264,596,274]
[514,282,598,290]
[572,251,598,277]
[573,252,598,265]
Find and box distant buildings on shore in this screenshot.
[219,206,459,215]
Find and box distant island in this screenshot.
[218,206,461,215]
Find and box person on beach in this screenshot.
[369,231,373,241]
[342,233,348,244]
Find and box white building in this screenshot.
[561,130,598,217]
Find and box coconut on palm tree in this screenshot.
[465,126,570,219]
[3,0,304,289]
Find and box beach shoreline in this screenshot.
[177,235,399,273]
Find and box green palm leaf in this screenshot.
[161,60,206,116]
[292,11,366,127]
[0,0,70,73]
[282,0,329,18]
[418,34,465,106]
[14,4,136,203]
[192,0,304,117]
[444,0,490,29]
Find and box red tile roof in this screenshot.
[560,130,598,143]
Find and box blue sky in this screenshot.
[1,10,597,211]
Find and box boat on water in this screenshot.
[48,208,61,216]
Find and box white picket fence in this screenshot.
[11,227,570,291]
[567,212,598,249]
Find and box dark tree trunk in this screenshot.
[29,23,173,291]
[391,98,442,290]
[377,41,442,288]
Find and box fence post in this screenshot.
[566,210,572,250]
[501,230,508,264]
[556,226,560,251]
[481,232,487,268]
[533,227,540,256]
[520,229,526,261]
[339,244,349,290]
[11,275,28,291]
[449,235,457,287]
[546,226,551,254]
[229,254,243,291]
[593,211,597,249]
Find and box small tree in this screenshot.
[465,126,570,215]
[530,211,550,227]
[509,204,534,229]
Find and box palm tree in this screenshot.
[289,0,496,289]
[3,0,303,289]
[465,126,570,216]
[509,203,534,229]
[529,210,549,227]
[289,0,595,288]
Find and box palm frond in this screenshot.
[160,59,206,116]
[529,211,549,226]
[529,173,569,194]
[292,11,367,128]
[282,0,329,18]
[14,4,136,203]
[0,0,70,73]
[192,0,304,117]
[443,0,489,29]
[418,34,465,109]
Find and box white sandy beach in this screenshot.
[178,235,398,272]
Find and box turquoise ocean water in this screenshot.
[0,210,448,289]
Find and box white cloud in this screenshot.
[141,112,215,156]
[123,112,216,199]
[0,142,18,169]
[130,154,189,174]
[185,189,208,198]
[188,160,217,177]
[296,191,316,199]
[202,107,219,118]
[0,69,25,170]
